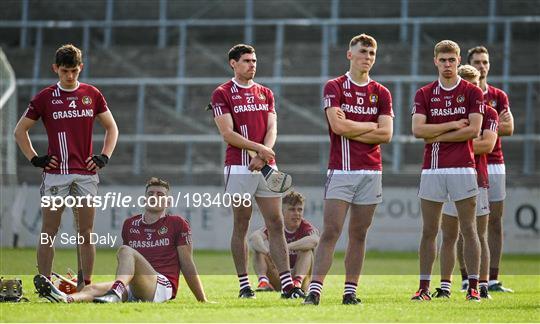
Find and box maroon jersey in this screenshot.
[412,78,484,169]
[211,79,275,166]
[263,219,318,267]
[121,214,192,299]
[24,82,109,175]
[476,106,499,188]
[323,73,393,170]
[484,85,510,165]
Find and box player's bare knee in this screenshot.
[117,245,135,259]
[265,218,284,235]
[421,226,439,241]
[321,228,340,244]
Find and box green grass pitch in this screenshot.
[1,248,539,322]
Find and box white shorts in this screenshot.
[418,168,478,202]
[442,187,490,217]
[40,173,99,197]
[127,274,173,303]
[224,165,282,198]
[324,170,383,205]
[487,164,506,202]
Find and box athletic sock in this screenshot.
[344,282,357,296]
[468,274,479,290]
[419,275,431,291]
[258,276,269,285]
[489,267,499,282]
[279,271,294,293]
[111,280,127,298]
[460,268,468,281]
[479,280,488,290]
[293,276,303,287]
[308,280,323,296]
[440,279,451,292]
[238,273,251,291]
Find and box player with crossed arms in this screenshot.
[411,40,484,302]
[304,34,393,306]
[431,65,499,300]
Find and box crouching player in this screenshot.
[34,177,208,303]
[249,191,319,292]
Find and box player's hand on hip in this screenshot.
[30,155,59,170]
[257,145,275,162]
[86,154,109,171]
[248,156,266,171]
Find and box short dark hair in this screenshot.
[282,191,305,206]
[467,46,489,64]
[228,44,255,62]
[145,177,170,192]
[55,44,83,67]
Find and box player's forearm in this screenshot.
[185,275,207,302]
[412,122,456,139]
[101,125,119,157]
[433,126,480,142]
[288,235,319,251]
[349,127,392,144]
[498,121,513,136]
[222,131,265,152]
[13,130,38,161]
[182,262,207,302]
[337,120,377,137]
[473,137,495,154]
[263,128,277,150]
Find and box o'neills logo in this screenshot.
[233,104,269,113]
[430,107,466,116]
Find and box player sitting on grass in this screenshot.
[34,177,208,303]
[249,191,319,292]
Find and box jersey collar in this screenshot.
[57,81,80,92]
[232,78,256,89]
[346,72,371,87]
[438,76,461,91]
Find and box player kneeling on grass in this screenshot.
[34,177,208,303]
[249,191,319,292]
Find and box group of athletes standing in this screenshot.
[19,32,514,305]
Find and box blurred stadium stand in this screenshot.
[0,0,539,186]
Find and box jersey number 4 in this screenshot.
[69,100,77,109]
